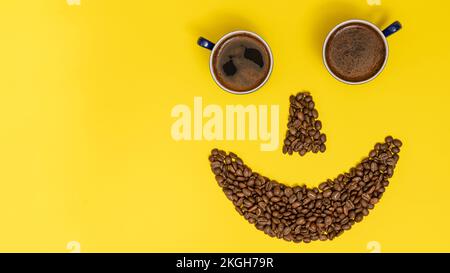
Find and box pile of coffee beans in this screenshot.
[283,92,327,156]
[209,136,402,244]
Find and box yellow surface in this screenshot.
[0,0,449,253]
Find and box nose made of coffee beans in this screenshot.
[209,136,402,244]
[283,92,327,156]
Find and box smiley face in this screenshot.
[205,21,404,243]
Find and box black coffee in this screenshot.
[212,34,271,92]
[209,136,402,244]
[325,23,386,83]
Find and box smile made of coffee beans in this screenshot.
[209,136,402,244]
[283,92,327,156]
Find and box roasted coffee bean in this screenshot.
[319,182,328,190]
[242,188,252,197]
[319,144,326,153]
[284,187,294,197]
[307,191,317,200]
[209,137,401,244]
[271,197,281,202]
[393,139,403,148]
[283,92,327,156]
[288,195,297,204]
[331,191,341,201]
[323,189,332,198]
[315,120,322,130]
[385,136,394,143]
[273,186,282,196]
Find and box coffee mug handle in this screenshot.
[197,37,215,50]
[382,21,402,37]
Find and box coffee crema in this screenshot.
[212,34,271,92]
[325,23,386,83]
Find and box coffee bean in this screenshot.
[362,209,369,216]
[288,195,297,204]
[370,162,378,172]
[312,109,319,119]
[242,188,252,197]
[320,144,326,153]
[284,188,294,197]
[393,139,403,148]
[209,137,401,244]
[331,191,341,201]
[361,193,370,202]
[323,189,332,198]
[215,175,224,183]
[299,149,307,156]
[235,207,243,215]
[315,120,322,130]
[307,191,317,200]
[271,185,280,194]
[271,197,281,202]
[355,213,363,222]
[312,145,319,153]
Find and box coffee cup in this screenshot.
[323,20,402,84]
[197,31,273,94]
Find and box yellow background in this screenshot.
[0,0,449,252]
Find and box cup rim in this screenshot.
[322,19,389,85]
[209,30,274,95]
